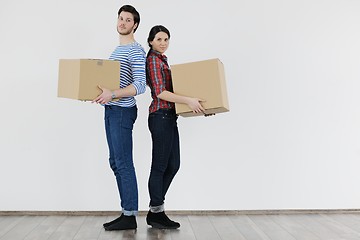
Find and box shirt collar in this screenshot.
[150,49,167,61]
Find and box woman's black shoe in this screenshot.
[146,211,180,229]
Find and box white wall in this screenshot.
[1,0,360,211]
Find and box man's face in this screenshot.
[117,11,137,35]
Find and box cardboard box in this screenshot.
[171,58,230,117]
[58,59,120,100]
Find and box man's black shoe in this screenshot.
[103,214,123,228]
[146,211,180,229]
[104,215,137,231]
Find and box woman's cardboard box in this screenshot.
[171,58,230,117]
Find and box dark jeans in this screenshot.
[104,105,138,216]
[148,109,180,207]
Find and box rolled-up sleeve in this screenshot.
[130,48,146,95]
[147,56,166,96]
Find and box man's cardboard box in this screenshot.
[58,59,120,101]
[171,58,230,117]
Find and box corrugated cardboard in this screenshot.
[58,59,120,101]
[171,58,230,117]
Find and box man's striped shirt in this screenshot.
[106,42,146,107]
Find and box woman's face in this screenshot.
[150,31,169,54]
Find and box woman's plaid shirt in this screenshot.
[146,50,175,113]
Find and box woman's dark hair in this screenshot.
[118,5,140,33]
[147,25,171,49]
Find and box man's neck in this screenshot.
[119,34,135,45]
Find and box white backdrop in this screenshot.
[1,0,360,211]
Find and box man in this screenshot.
[93,5,146,231]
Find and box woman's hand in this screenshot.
[92,85,113,104]
[186,97,205,113]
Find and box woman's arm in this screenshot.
[157,90,205,114]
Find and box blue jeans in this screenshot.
[148,109,180,207]
[104,105,138,216]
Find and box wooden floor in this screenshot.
[1,213,360,240]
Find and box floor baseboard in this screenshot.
[1,209,360,216]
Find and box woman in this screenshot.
[145,25,205,229]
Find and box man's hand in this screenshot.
[92,85,113,104]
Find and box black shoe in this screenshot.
[104,215,137,231]
[103,214,123,228]
[146,211,180,229]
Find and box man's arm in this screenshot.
[93,46,146,104]
[92,84,136,105]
